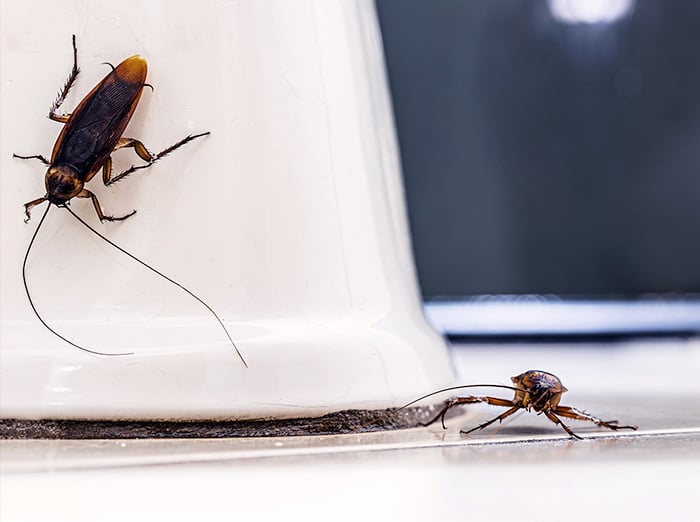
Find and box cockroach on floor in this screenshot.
[13,35,248,367]
[398,370,637,440]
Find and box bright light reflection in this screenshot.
[548,0,635,24]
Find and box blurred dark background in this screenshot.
[375,0,700,301]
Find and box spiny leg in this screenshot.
[102,139,153,185]
[105,132,210,186]
[23,196,48,223]
[544,410,582,440]
[553,405,638,432]
[114,137,156,162]
[420,396,487,429]
[16,149,52,223]
[461,404,522,436]
[75,189,136,222]
[49,34,80,123]
[13,153,51,165]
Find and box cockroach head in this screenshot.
[45,165,84,204]
[512,370,568,412]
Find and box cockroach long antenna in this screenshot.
[63,205,249,368]
[23,204,134,356]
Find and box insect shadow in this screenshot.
[368,370,638,440]
[13,35,248,367]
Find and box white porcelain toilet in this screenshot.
[0,0,454,422]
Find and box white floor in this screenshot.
[2,339,699,521]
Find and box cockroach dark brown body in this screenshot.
[413,370,637,440]
[41,55,147,215]
[13,36,248,367]
[16,35,207,222]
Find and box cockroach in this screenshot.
[13,35,247,367]
[391,370,638,440]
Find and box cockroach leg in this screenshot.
[114,137,157,162]
[49,114,71,124]
[23,197,48,223]
[544,411,582,440]
[476,396,519,408]
[421,397,478,429]
[552,405,638,431]
[49,34,80,123]
[422,395,516,430]
[75,189,136,222]
[420,395,515,430]
[100,157,113,185]
[12,153,51,166]
[105,133,210,186]
[156,132,211,160]
[101,61,116,72]
[461,405,521,436]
